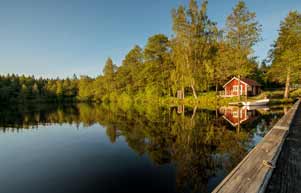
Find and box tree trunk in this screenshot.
[182,86,185,99]
[238,75,241,102]
[283,106,289,114]
[237,107,241,134]
[215,83,218,96]
[190,106,197,128]
[246,85,248,102]
[191,106,197,121]
[191,84,197,99]
[284,71,290,99]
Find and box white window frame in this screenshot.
[232,85,243,95]
[232,110,242,118]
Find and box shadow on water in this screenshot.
[0,103,287,193]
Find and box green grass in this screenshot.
[160,89,299,108]
[248,89,299,105]
[158,92,239,109]
[88,89,299,109]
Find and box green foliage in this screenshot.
[78,76,94,101]
[268,11,301,98]
[171,0,217,97]
[102,57,117,94]
[115,45,144,95]
[226,1,262,51]
[291,89,301,98]
[143,34,173,96]
[225,0,261,78]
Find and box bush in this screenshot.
[101,94,110,103]
[290,89,301,98]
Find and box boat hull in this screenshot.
[242,99,270,106]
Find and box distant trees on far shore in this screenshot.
[0,74,78,104]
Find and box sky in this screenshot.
[0,0,300,78]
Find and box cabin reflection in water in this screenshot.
[219,106,269,129]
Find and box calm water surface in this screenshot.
[0,103,288,193]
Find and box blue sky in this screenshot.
[0,0,300,78]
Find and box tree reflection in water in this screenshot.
[0,103,285,193]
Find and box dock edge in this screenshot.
[212,100,300,193]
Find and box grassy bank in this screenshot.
[3,89,299,110]
[250,90,299,105]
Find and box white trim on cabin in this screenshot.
[222,77,249,88]
[222,115,248,127]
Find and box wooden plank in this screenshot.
[266,106,301,192]
[212,100,300,193]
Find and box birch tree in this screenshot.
[171,0,215,98]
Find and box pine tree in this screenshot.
[268,11,301,98]
[116,45,143,95]
[143,34,172,96]
[102,57,117,93]
[32,83,39,97]
[225,0,261,100]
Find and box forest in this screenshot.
[0,0,300,105]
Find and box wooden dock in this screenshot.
[266,101,301,192]
[212,100,300,193]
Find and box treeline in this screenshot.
[0,74,78,103]
[0,0,300,104]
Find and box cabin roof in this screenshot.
[223,77,261,88]
[241,78,261,87]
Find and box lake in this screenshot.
[0,103,288,193]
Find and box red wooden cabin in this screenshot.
[223,77,261,97]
